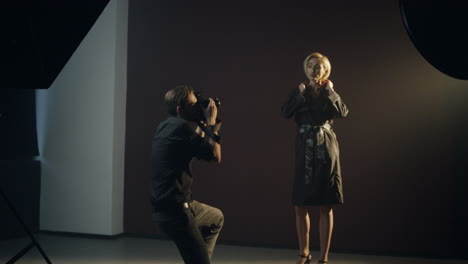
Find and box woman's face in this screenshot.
[306,58,326,81]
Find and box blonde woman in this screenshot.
[281,52,349,264]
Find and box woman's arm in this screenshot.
[324,81,349,118]
[281,84,306,119]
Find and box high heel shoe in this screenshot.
[317,260,328,264]
[298,253,312,264]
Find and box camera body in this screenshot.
[194,91,221,123]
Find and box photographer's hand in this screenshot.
[203,98,217,126]
[199,98,221,163]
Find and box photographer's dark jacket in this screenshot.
[282,87,348,205]
[151,116,215,210]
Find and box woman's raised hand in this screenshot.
[325,80,334,93]
[298,82,307,94]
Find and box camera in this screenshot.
[194,91,221,123]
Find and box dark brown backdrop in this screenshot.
[124,0,468,258]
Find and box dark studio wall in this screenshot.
[124,0,468,257]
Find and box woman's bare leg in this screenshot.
[295,205,311,264]
[319,205,333,262]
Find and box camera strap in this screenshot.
[197,121,222,144]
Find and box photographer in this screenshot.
[151,85,223,264]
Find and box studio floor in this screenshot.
[0,233,465,264]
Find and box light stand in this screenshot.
[0,186,51,264]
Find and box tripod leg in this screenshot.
[6,242,34,264]
[35,240,52,264]
[1,187,52,263]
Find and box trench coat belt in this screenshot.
[298,123,331,134]
[299,124,330,184]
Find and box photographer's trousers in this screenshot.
[153,200,224,264]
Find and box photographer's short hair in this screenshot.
[164,85,194,116]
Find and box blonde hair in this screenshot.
[303,52,331,81]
